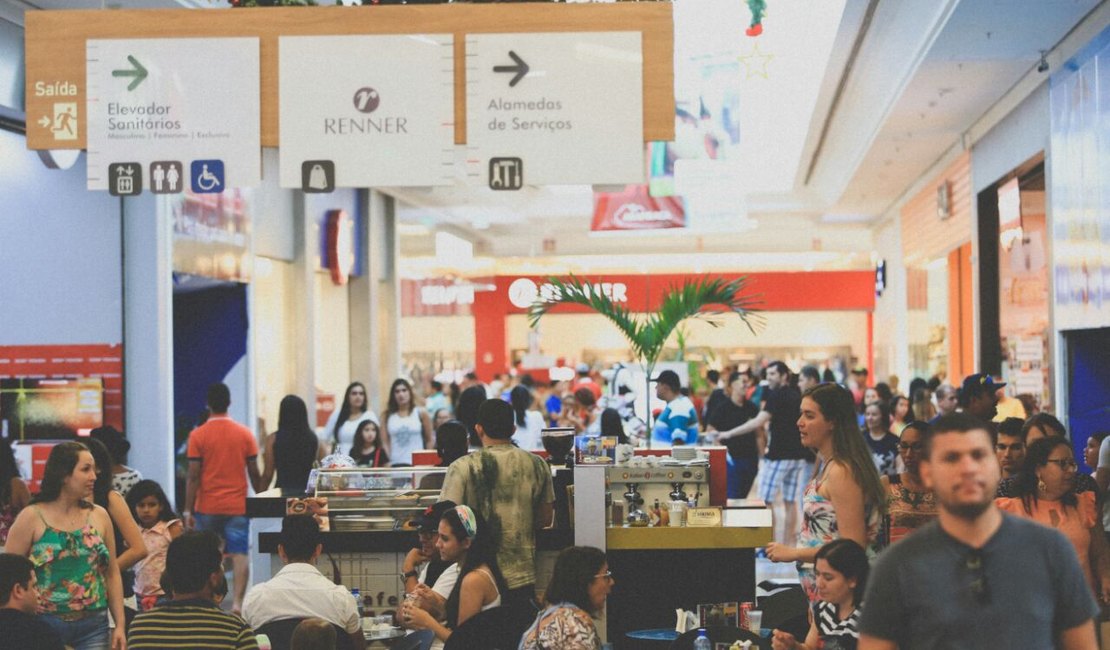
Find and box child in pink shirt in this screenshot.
[126,480,183,610]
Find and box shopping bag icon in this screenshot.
[302,160,335,193]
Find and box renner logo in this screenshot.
[507,278,628,309]
[420,285,475,306]
[612,203,675,228]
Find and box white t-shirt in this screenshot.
[387,408,426,466]
[513,410,546,451]
[319,409,381,455]
[242,563,360,634]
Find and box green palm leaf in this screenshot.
[527,275,763,378]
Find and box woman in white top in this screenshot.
[402,505,504,650]
[384,378,433,466]
[321,382,380,457]
[511,385,546,450]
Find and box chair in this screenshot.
[756,581,809,640]
[442,606,532,650]
[256,618,354,650]
[669,625,768,650]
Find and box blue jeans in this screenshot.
[42,611,110,650]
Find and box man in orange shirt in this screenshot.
[184,382,263,614]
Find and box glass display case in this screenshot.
[311,466,447,532]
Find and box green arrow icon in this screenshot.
[112,55,148,91]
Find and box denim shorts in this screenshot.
[194,512,250,554]
[42,610,110,650]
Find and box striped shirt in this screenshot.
[128,599,259,649]
[814,600,860,650]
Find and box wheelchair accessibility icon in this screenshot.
[190,160,224,194]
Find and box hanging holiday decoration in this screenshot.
[746,0,766,36]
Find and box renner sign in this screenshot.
[507,278,628,309]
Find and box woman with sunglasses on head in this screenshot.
[996,436,1110,603]
[772,538,869,650]
[401,505,506,650]
[767,384,886,603]
[881,421,938,545]
[519,546,613,650]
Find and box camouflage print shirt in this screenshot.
[440,444,555,590]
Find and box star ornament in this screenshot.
[739,42,774,79]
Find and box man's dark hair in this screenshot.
[431,380,443,392]
[435,420,470,465]
[996,417,1026,445]
[206,382,231,414]
[477,398,515,440]
[519,374,535,388]
[768,361,790,377]
[1023,413,1066,439]
[800,366,821,384]
[166,531,223,594]
[0,553,34,607]
[924,413,992,458]
[706,369,720,384]
[280,514,321,563]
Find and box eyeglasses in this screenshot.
[593,570,613,581]
[1045,459,1078,470]
[898,442,924,452]
[964,550,989,604]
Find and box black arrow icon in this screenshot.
[493,51,529,88]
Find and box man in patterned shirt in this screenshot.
[440,399,554,620]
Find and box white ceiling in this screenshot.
[393,0,1104,273]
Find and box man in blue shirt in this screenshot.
[651,370,699,445]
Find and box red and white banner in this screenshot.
[591,185,686,232]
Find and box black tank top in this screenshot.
[273,429,317,492]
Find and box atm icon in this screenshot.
[489,157,523,191]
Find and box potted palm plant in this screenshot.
[527,275,761,446]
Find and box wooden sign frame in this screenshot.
[24,3,674,151]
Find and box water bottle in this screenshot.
[693,629,711,650]
[351,588,363,617]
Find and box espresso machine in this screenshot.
[606,463,710,526]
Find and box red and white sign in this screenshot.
[591,185,686,232]
[326,209,355,285]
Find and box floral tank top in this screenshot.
[30,507,110,613]
[797,461,882,602]
[0,503,16,547]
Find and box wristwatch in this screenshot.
[400,569,419,581]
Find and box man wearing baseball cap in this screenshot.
[401,500,458,596]
[651,369,699,446]
[959,373,1006,424]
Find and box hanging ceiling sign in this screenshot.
[466,31,644,187]
[591,184,686,233]
[85,38,261,193]
[279,35,455,189]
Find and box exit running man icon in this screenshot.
[190,159,224,194]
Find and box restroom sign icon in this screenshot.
[489,157,523,191]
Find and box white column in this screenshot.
[357,189,400,401]
[291,191,319,409]
[122,193,175,505]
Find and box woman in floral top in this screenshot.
[766,384,886,603]
[4,442,126,650]
[519,546,613,650]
